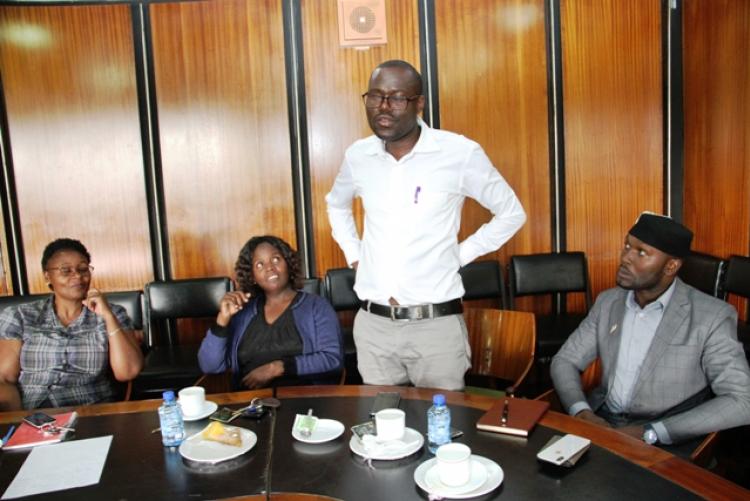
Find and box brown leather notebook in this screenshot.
[476,398,549,437]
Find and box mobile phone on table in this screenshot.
[23,412,56,429]
[369,392,401,416]
[209,407,241,423]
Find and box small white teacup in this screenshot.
[436,443,472,487]
[178,386,206,417]
[375,408,405,442]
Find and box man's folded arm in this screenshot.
[660,306,750,443]
[325,159,361,265]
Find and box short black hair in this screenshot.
[235,235,302,295]
[41,238,91,270]
[374,59,423,95]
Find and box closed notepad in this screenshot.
[3,411,78,450]
[476,399,549,437]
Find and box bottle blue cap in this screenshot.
[433,394,446,405]
[163,390,176,401]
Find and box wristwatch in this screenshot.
[642,425,658,445]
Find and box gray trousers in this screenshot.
[353,309,471,391]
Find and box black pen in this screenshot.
[500,399,509,426]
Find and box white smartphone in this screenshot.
[536,434,591,466]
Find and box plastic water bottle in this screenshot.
[158,390,185,447]
[427,393,451,454]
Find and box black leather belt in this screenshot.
[361,299,463,321]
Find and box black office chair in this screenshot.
[678,251,726,298]
[459,260,507,308]
[723,255,750,362]
[302,277,324,296]
[509,252,592,390]
[0,291,142,329]
[133,277,232,399]
[324,267,361,384]
[0,293,48,313]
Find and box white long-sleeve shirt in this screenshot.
[325,121,526,305]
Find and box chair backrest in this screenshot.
[677,252,725,298]
[0,293,49,314]
[723,255,750,299]
[459,260,507,308]
[0,291,143,330]
[301,277,324,297]
[108,290,144,331]
[144,277,232,346]
[508,252,592,310]
[463,308,536,391]
[324,267,361,311]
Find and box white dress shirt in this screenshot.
[325,120,526,305]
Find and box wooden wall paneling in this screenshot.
[435,0,551,313]
[0,205,9,294]
[150,0,296,282]
[683,0,750,319]
[0,5,153,294]
[302,0,421,277]
[561,0,663,303]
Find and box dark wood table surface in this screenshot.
[0,385,747,500]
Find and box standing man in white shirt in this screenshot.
[325,60,526,390]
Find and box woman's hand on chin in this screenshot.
[241,361,284,389]
[83,288,114,319]
[217,291,252,327]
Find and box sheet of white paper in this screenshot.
[2,435,113,499]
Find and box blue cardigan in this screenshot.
[198,292,343,383]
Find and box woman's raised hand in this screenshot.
[83,288,114,320]
[217,291,251,327]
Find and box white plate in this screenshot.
[424,459,488,496]
[180,400,218,421]
[414,455,504,499]
[292,419,345,444]
[179,424,257,463]
[349,427,424,460]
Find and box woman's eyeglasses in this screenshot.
[46,265,94,277]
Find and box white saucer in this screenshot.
[292,419,345,444]
[349,427,424,460]
[179,424,257,463]
[424,459,487,496]
[414,455,504,499]
[179,400,218,421]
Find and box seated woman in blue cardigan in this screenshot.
[198,236,343,389]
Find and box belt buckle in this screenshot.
[389,306,399,321]
[390,305,412,321]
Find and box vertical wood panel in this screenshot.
[436,0,550,312]
[683,0,750,317]
[562,0,663,301]
[0,5,153,293]
[303,0,420,277]
[150,0,295,280]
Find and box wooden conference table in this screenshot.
[0,385,747,500]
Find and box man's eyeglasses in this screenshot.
[361,93,421,111]
[46,265,94,277]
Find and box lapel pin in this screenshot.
[609,324,618,334]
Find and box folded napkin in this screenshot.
[360,434,420,459]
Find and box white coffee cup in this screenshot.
[178,386,206,417]
[375,408,405,441]
[436,443,472,487]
